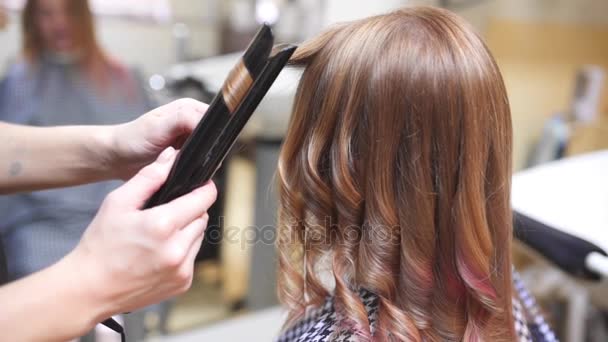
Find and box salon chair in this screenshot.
[512,150,608,279]
[512,150,608,341]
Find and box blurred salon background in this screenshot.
[0,0,606,341]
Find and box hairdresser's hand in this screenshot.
[109,98,208,179]
[65,146,217,318]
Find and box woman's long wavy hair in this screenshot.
[277,6,514,341]
[22,0,128,90]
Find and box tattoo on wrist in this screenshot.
[9,161,22,177]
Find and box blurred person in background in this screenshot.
[0,0,154,331]
[0,99,217,341]
[0,0,155,338]
[0,5,7,30]
[0,0,154,280]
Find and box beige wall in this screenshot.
[411,0,608,169]
[486,20,608,169]
[457,0,608,32]
[449,0,608,169]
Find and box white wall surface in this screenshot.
[0,12,21,71]
[324,0,408,23]
[0,1,220,76]
[1,0,607,75]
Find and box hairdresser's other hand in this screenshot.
[64,146,217,320]
[109,98,208,179]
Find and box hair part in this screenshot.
[278,6,513,341]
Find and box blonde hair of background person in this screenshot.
[277,7,514,341]
[21,0,134,92]
[0,99,217,341]
[0,5,7,30]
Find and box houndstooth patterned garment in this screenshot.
[277,271,557,342]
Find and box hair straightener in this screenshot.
[101,24,297,341]
[144,25,296,208]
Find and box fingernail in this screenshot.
[158,147,175,163]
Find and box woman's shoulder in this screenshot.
[0,59,40,122]
[277,285,552,342]
[2,58,35,83]
[102,59,156,110]
[103,56,143,84]
[276,289,378,342]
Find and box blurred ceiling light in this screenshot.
[149,74,166,91]
[256,0,280,25]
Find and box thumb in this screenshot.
[113,147,177,209]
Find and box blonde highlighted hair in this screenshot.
[277,6,514,341]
